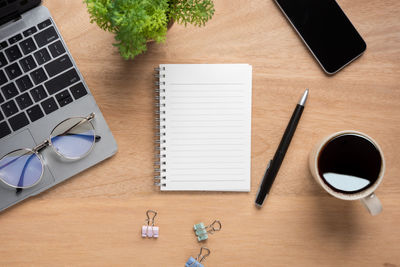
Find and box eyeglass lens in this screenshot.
[0,150,43,188]
[50,117,95,159]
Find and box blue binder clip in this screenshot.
[185,247,210,267]
[193,220,222,242]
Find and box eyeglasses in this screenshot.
[0,113,99,189]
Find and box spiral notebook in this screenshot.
[155,64,252,191]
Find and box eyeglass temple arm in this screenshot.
[51,133,101,143]
[17,153,37,188]
[0,151,32,171]
[15,153,40,193]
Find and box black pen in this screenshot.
[255,89,309,207]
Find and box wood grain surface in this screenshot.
[1,0,400,266]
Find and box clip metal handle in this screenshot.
[207,220,222,233]
[197,247,211,263]
[146,210,157,226]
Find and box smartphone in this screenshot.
[274,0,367,74]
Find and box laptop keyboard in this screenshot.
[0,18,88,140]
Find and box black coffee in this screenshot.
[318,134,382,194]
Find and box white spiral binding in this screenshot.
[154,66,167,187]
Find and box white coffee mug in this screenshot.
[309,130,385,216]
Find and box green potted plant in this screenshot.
[84,0,215,59]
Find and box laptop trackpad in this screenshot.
[0,130,55,211]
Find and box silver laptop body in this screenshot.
[0,1,117,211]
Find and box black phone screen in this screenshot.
[275,0,366,74]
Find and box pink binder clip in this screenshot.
[142,225,159,238]
[142,210,159,238]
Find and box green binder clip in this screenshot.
[193,220,222,242]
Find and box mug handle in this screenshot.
[360,193,382,216]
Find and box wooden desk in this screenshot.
[1,0,399,266]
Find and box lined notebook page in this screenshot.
[160,64,252,191]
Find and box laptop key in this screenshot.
[0,41,8,50]
[19,55,37,72]
[30,85,48,102]
[30,68,48,85]
[0,121,11,139]
[8,33,22,44]
[19,37,37,55]
[45,68,80,95]
[34,26,59,47]
[1,83,18,99]
[34,48,51,65]
[16,75,34,92]
[23,26,38,37]
[48,40,66,58]
[16,93,33,110]
[0,70,7,86]
[55,89,73,107]
[0,110,3,121]
[8,112,29,131]
[26,105,44,122]
[1,99,18,117]
[41,97,58,114]
[0,92,4,104]
[0,52,7,67]
[45,54,73,77]
[70,82,88,100]
[5,45,22,62]
[37,19,52,30]
[5,62,22,80]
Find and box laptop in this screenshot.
[0,0,118,211]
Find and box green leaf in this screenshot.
[84,0,215,60]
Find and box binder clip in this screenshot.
[193,220,222,242]
[141,210,159,238]
[185,247,211,267]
